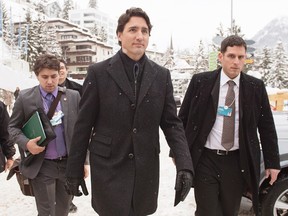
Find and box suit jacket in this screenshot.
[0,101,15,173]
[179,67,280,215]
[8,86,80,179]
[66,52,193,216]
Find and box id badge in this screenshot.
[50,110,64,126]
[218,106,232,117]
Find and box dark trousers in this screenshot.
[31,159,73,216]
[194,148,245,216]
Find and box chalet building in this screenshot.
[69,8,118,51]
[47,18,113,79]
[14,18,113,79]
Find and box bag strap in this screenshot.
[47,87,66,120]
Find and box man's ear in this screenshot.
[218,52,223,63]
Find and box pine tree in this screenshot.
[193,40,209,74]
[62,0,74,20]
[22,9,33,62]
[253,47,273,86]
[91,23,99,36]
[35,1,46,15]
[1,2,14,47]
[216,23,225,37]
[25,8,32,23]
[43,26,62,57]
[25,14,46,69]
[20,9,33,61]
[270,41,288,88]
[228,19,244,37]
[89,0,97,9]
[99,26,107,42]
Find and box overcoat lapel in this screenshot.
[239,73,255,124]
[200,70,220,117]
[107,55,136,104]
[33,87,44,114]
[210,72,221,115]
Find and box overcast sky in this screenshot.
[67,0,288,51]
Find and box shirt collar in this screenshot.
[220,69,240,87]
[39,85,58,98]
[119,49,147,66]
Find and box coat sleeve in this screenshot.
[257,81,280,170]
[66,65,98,178]
[178,75,198,129]
[160,70,194,174]
[8,92,31,151]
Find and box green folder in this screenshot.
[22,111,46,145]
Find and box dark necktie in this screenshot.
[221,80,235,150]
[133,63,140,99]
[133,63,139,79]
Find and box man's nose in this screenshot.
[47,77,53,83]
[135,31,144,39]
[234,57,241,64]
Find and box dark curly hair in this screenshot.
[33,54,60,76]
[116,7,153,46]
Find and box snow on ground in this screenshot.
[0,131,253,216]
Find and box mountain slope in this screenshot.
[252,16,288,50]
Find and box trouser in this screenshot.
[31,159,73,216]
[194,148,245,216]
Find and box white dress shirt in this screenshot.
[204,69,240,151]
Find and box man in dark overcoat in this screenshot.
[65,7,193,216]
[179,35,280,215]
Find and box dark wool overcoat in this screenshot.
[179,67,280,215]
[66,52,193,216]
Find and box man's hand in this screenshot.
[175,170,193,201]
[265,169,280,185]
[5,158,14,171]
[26,136,45,155]
[65,178,88,196]
[84,165,90,179]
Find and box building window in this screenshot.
[76,45,92,50]
[84,20,94,24]
[76,56,92,62]
[84,13,95,17]
[61,35,78,39]
[76,67,88,72]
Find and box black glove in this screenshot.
[175,170,193,202]
[65,178,89,196]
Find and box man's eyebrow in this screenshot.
[128,25,148,30]
[128,25,138,29]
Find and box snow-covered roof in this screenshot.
[173,58,192,70]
